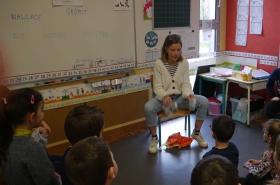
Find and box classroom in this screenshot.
[1,0,280,184]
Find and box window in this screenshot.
[199,0,220,53]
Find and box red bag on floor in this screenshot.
[164,132,193,148]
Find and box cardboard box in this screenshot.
[233,71,252,81]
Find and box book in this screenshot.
[252,69,270,79]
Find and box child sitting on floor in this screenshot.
[65,137,118,185]
[191,155,240,185]
[203,114,239,168]
[0,88,61,184]
[56,104,105,185]
[243,119,280,185]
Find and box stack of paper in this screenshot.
[214,67,233,77]
[252,69,270,79]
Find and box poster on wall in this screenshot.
[145,31,158,48]
[40,73,151,110]
[143,0,152,20]
[202,20,212,42]
[172,30,196,54]
[114,0,130,11]
[249,0,263,35]
[235,0,249,46]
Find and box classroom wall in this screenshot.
[44,90,149,150]
[0,0,200,85]
[226,0,280,73]
[226,0,280,101]
[38,1,199,152]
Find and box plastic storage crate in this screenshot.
[208,97,221,115]
[230,94,264,121]
[230,94,264,115]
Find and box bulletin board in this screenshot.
[135,0,199,64]
[153,0,191,29]
[0,0,136,85]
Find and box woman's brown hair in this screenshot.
[160,34,183,62]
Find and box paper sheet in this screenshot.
[152,50,159,61]
[252,69,269,79]
[249,0,263,34]
[202,20,212,41]
[174,30,196,54]
[242,66,253,74]
[146,50,152,62]
[114,0,131,11]
[235,0,249,46]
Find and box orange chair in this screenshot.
[150,75,191,147]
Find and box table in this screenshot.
[198,73,267,127]
[198,73,228,114]
[224,77,267,127]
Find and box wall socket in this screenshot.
[259,60,277,66]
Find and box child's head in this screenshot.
[0,88,44,160]
[64,104,104,145]
[262,119,280,150]
[273,135,280,169]
[65,136,118,185]
[191,155,239,185]
[270,135,280,185]
[211,114,235,142]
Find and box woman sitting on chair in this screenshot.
[144,34,209,154]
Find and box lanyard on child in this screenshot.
[13,128,33,136]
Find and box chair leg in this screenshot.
[158,117,161,147]
[184,116,187,130]
[188,115,191,137]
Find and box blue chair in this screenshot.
[150,75,191,148]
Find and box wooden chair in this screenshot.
[150,75,191,147]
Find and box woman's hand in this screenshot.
[272,97,280,101]
[185,94,195,100]
[163,95,172,107]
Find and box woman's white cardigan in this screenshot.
[153,58,193,101]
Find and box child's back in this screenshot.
[203,114,239,168]
[2,136,58,185]
[203,141,239,167]
[0,88,60,185]
[56,104,105,185]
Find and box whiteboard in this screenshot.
[0,0,135,84]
